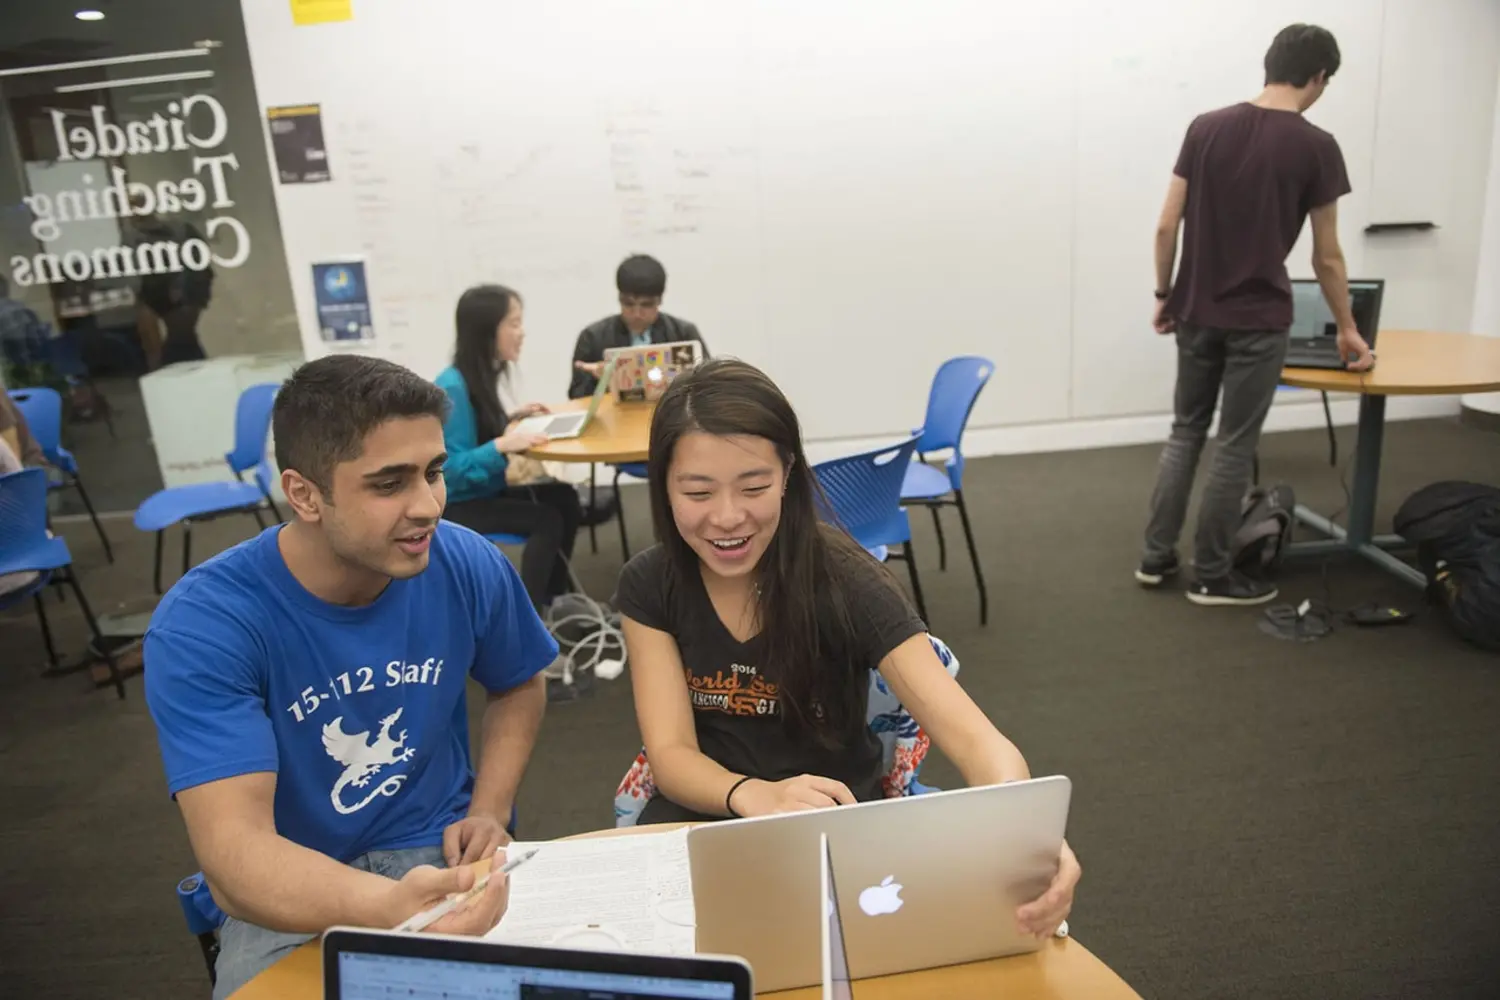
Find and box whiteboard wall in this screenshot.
[241,0,1500,450]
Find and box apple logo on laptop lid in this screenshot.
[857,875,904,917]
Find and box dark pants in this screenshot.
[1143,325,1289,580]
[446,481,582,607]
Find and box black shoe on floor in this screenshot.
[1187,572,1279,607]
[1135,554,1180,587]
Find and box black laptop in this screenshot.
[323,927,753,1000]
[1283,279,1384,370]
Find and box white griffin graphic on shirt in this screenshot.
[321,707,416,814]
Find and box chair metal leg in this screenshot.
[66,571,125,699]
[33,592,59,667]
[953,489,988,626]
[71,475,114,563]
[588,465,599,555]
[252,507,268,530]
[182,523,193,581]
[928,504,948,571]
[153,531,165,595]
[197,931,220,985]
[614,467,632,562]
[902,542,929,623]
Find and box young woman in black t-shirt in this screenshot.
[614,358,1079,940]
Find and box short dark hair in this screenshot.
[272,355,448,491]
[1264,24,1340,88]
[616,255,666,299]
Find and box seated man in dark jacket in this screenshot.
[568,255,708,399]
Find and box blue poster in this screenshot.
[313,261,374,342]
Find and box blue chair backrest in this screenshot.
[7,387,64,464]
[176,873,226,936]
[0,468,50,553]
[226,383,280,476]
[814,434,921,538]
[915,356,994,454]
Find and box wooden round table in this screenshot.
[228,824,1141,999]
[526,396,654,465]
[1280,330,1500,586]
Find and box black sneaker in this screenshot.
[1135,554,1180,587]
[1187,572,1279,607]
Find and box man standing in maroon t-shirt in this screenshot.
[1138,23,1374,607]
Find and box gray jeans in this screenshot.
[212,844,445,1000]
[1143,325,1288,579]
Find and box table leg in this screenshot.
[1286,393,1426,588]
[1344,394,1385,546]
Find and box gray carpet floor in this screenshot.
[3,417,1499,999]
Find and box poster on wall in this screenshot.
[290,0,354,26]
[313,261,375,342]
[267,105,331,183]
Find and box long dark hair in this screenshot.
[452,284,519,442]
[647,358,901,746]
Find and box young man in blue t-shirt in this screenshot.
[145,355,557,998]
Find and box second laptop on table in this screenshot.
[689,775,1073,993]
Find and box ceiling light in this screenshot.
[75,9,106,20]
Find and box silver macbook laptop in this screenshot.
[689,775,1072,993]
[323,926,752,999]
[1284,278,1384,370]
[821,834,855,1000]
[515,356,618,440]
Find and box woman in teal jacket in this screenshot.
[436,284,582,608]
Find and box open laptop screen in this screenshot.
[336,951,738,1000]
[1288,279,1384,343]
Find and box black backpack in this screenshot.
[1393,481,1500,652]
[1234,484,1296,577]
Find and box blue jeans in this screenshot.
[212,844,445,1000]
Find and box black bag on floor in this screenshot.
[576,483,619,527]
[1234,484,1296,577]
[1394,481,1500,652]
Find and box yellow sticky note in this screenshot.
[290,0,352,26]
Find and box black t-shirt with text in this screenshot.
[614,544,927,803]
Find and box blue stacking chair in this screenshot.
[133,383,282,594]
[609,462,648,560]
[0,468,125,698]
[177,806,519,984]
[814,433,927,622]
[900,357,994,625]
[483,532,583,595]
[8,386,113,562]
[581,463,648,561]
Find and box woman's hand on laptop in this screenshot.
[730,774,857,816]
[387,863,510,936]
[493,430,550,454]
[1014,840,1080,940]
[574,360,606,378]
[510,403,551,421]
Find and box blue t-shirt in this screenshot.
[144,520,558,862]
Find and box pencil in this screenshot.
[394,848,539,933]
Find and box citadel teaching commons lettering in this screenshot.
[8,94,251,287]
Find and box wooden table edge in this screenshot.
[1280,370,1500,395]
[522,397,652,464]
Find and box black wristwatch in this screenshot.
[1153,288,1171,301]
